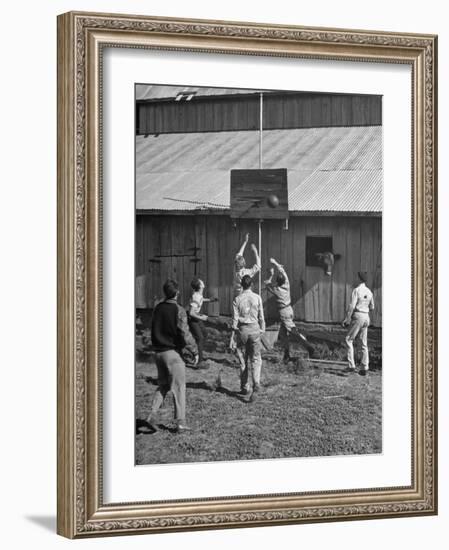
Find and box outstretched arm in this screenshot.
[236,233,249,257]
[176,305,198,355]
[270,257,289,286]
[251,243,261,268]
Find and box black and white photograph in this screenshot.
[134,83,382,465]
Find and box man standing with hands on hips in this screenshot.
[342,271,375,375]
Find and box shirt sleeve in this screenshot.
[369,293,375,311]
[247,263,261,278]
[258,296,266,332]
[176,304,198,354]
[346,288,358,319]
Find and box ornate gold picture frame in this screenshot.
[57,11,437,538]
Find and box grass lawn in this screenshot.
[135,315,382,465]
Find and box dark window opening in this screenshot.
[306,236,333,267]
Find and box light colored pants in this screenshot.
[278,306,312,355]
[151,350,186,421]
[237,324,262,392]
[345,312,370,370]
[278,306,296,353]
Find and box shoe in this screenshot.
[253,384,261,393]
[283,354,291,365]
[239,388,248,395]
[344,366,356,374]
[176,423,193,433]
[146,415,158,431]
[359,368,369,376]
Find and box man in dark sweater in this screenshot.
[146,279,198,433]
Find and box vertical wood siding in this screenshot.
[136,214,382,326]
[137,93,382,135]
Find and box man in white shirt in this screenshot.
[230,275,265,399]
[342,271,375,375]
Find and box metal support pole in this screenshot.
[259,92,263,169]
[258,219,262,295]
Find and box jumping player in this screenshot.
[265,257,315,362]
[233,233,261,296]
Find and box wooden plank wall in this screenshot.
[136,214,382,326]
[137,93,382,135]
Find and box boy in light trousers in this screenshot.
[342,271,375,375]
[230,275,265,400]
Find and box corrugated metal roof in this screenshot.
[136,84,264,100]
[136,126,382,213]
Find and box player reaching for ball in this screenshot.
[233,233,261,296]
[265,257,316,362]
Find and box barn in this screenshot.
[135,86,382,326]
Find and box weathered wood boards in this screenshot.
[136,214,382,326]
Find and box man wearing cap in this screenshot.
[342,271,375,375]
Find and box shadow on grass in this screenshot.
[188,381,247,402]
[136,418,177,434]
[214,385,248,403]
[207,356,237,367]
[143,376,247,402]
[136,419,157,434]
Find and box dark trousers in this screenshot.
[189,320,205,363]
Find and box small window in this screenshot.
[306,236,333,267]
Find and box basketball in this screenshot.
[267,194,280,208]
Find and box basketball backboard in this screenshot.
[230,169,289,220]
